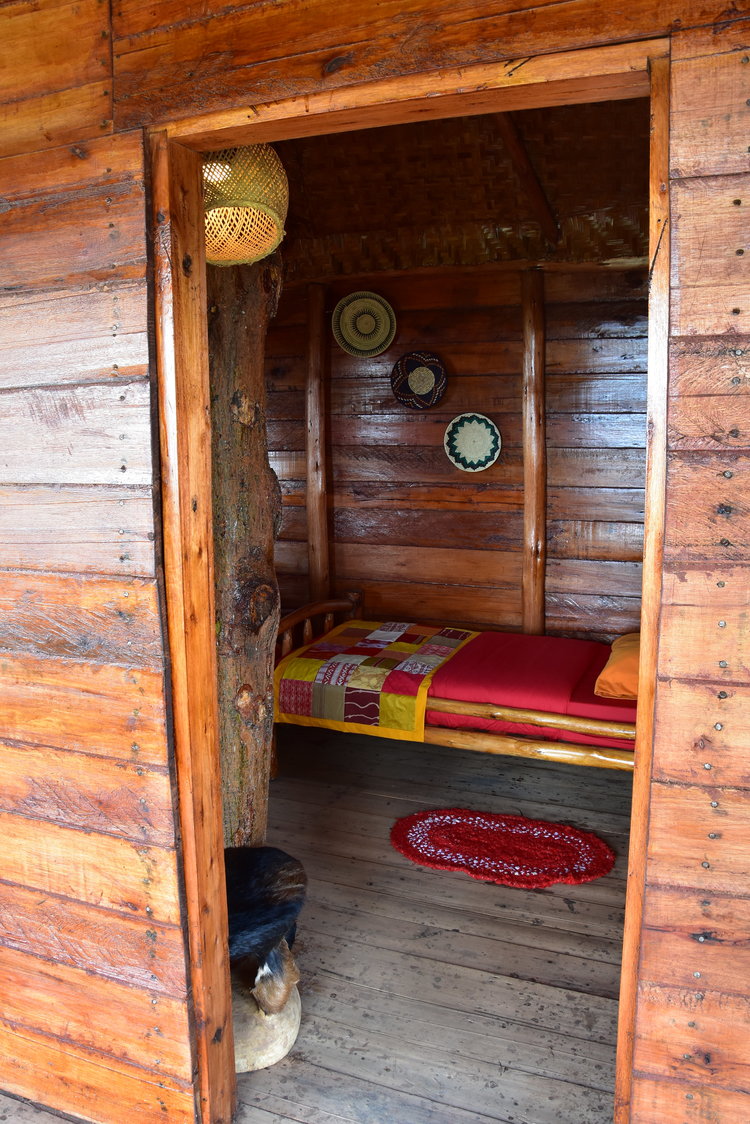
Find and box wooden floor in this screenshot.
[0,728,632,1124]
[236,727,633,1124]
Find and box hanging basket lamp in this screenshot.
[203,144,289,267]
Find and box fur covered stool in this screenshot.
[224,847,306,1073]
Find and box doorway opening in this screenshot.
[150,41,668,1124]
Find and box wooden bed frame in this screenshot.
[276,595,636,772]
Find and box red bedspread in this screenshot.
[425,631,636,748]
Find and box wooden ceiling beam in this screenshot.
[496,112,560,246]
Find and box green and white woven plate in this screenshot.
[444,412,502,472]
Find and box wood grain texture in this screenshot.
[0,133,147,292]
[0,879,188,996]
[0,379,152,487]
[0,0,109,104]
[652,676,750,789]
[2,809,181,922]
[671,26,750,179]
[150,132,235,1121]
[0,655,168,766]
[305,283,330,600]
[0,943,192,1079]
[521,270,547,634]
[111,2,670,131]
[640,886,750,997]
[0,485,156,576]
[631,1076,750,1124]
[0,571,163,667]
[0,739,174,846]
[0,1020,194,1124]
[0,82,112,162]
[664,451,749,562]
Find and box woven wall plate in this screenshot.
[332,292,396,357]
[444,413,502,472]
[391,351,447,410]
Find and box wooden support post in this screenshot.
[521,269,547,635]
[306,283,330,601]
[208,257,283,847]
[150,133,236,1123]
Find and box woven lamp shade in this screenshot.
[203,144,289,266]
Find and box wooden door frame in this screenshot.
[150,37,670,1122]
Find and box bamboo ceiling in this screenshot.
[275,98,650,280]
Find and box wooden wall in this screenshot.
[0,5,196,1122]
[630,21,750,1122]
[268,266,647,640]
[1,0,749,1122]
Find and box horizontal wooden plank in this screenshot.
[274,539,306,575]
[0,378,153,486]
[2,809,181,922]
[266,337,647,396]
[634,983,750,1091]
[548,520,643,561]
[548,486,644,522]
[631,1074,750,1124]
[332,578,521,631]
[670,173,750,337]
[0,739,175,846]
[668,394,750,451]
[0,571,163,668]
[327,375,522,417]
[330,481,525,513]
[661,563,750,610]
[112,0,671,130]
[548,447,646,488]
[669,335,750,398]
[0,654,168,766]
[0,280,147,354]
[646,781,750,896]
[546,373,647,413]
[0,484,156,576]
[546,558,642,598]
[664,452,749,563]
[0,879,187,997]
[333,507,524,550]
[0,0,109,104]
[671,37,750,179]
[333,542,523,589]
[652,677,750,789]
[544,592,641,640]
[658,603,750,685]
[0,81,112,161]
[330,445,523,486]
[547,411,646,448]
[0,133,146,292]
[545,301,647,340]
[640,885,750,997]
[0,943,192,1079]
[0,1019,194,1124]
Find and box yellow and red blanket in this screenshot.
[274,619,477,741]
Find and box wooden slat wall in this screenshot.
[631,20,750,1123]
[267,267,647,637]
[0,9,196,1116]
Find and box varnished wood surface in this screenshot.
[150,134,236,1120]
[521,270,547,633]
[231,726,633,1123]
[268,265,646,637]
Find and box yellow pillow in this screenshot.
[594,632,640,700]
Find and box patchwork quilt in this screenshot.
[274,619,477,741]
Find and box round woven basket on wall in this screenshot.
[203,145,289,267]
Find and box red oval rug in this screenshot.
[390,807,615,888]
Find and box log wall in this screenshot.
[630,21,750,1122]
[0,5,197,1122]
[0,0,748,1121]
[267,267,647,639]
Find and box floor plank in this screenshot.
[238,727,632,1123]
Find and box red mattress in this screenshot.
[425,631,636,749]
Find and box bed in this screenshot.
[274,596,638,771]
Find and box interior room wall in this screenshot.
[266,264,647,640]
